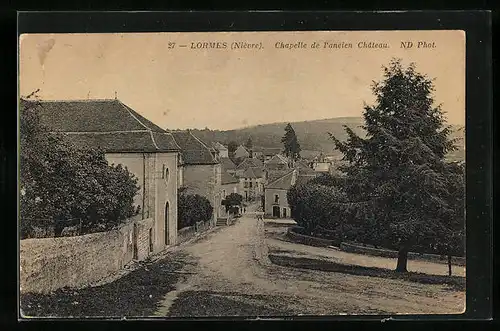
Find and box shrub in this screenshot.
[221,193,243,214]
[177,192,213,229]
[287,182,349,234]
[20,98,140,237]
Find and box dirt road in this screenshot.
[154,211,465,317]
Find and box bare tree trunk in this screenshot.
[448,255,452,276]
[395,246,408,272]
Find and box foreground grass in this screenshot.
[20,251,195,318]
[167,290,296,317]
[268,254,465,292]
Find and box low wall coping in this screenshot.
[340,242,466,266]
[286,226,337,247]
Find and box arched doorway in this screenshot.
[164,201,170,246]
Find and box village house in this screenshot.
[264,153,290,171]
[311,152,331,173]
[219,171,242,216]
[234,157,264,177]
[233,145,251,159]
[261,147,283,161]
[264,168,317,218]
[220,157,237,175]
[252,150,263,160]
[170,130,222,225]
[29,98,181,252]
[264,169,297,218]
[212,141,229,158]
[240,167,265,202]
[295,160,319,178]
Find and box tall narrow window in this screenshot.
[149,228,153,253]
[274,194,279,203]
[163,165,169,185]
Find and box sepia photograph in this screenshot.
[18,30,466,318]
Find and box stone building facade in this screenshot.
[264,169,297,218]
[31,98,181,252]
[171,131,222,224]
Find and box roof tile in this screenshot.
[171,131,218,165]
[265,170,296,190]
[24,99,179,152]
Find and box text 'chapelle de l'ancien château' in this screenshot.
[274,41,389,49]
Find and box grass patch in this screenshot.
[167,290,296,317]
[268,254,465,291]
[20,251,196,318]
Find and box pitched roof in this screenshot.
[236,157,263,169]
[261,147,283,156]
[212,142,228,151]
[266,169,292,183]
[220,157,237,170]
[266,154,289,165]
[265,170,296,190]
[234,145,250,155]
[241,167,265,179]
[24,99,180,152]
[296,161,317,175]
[249,167,265,178]
[221,170,239,184]
[170,131,218,165]
[33,99,166,132]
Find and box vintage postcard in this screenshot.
[19,30,466,318]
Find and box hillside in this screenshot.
[171,117,465,162]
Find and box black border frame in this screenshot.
[11,10,493,326]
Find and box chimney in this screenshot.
[114,91,117,100]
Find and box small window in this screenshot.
[222,189,226,198]
[274,194,279,203]
[249,181,253,188]
[163,165,169,183]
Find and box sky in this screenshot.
[19,31,465,130]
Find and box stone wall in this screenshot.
[176,226,197,245]
[340,242,466,266]
[134,218,154,261]
[20,218,153,294]
[176,220,212,245]
[286,226,338,247]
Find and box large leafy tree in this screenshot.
[20,94,140,237]
[329,59,464,272]
[281,123,301,161]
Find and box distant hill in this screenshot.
[172,117,464,162]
